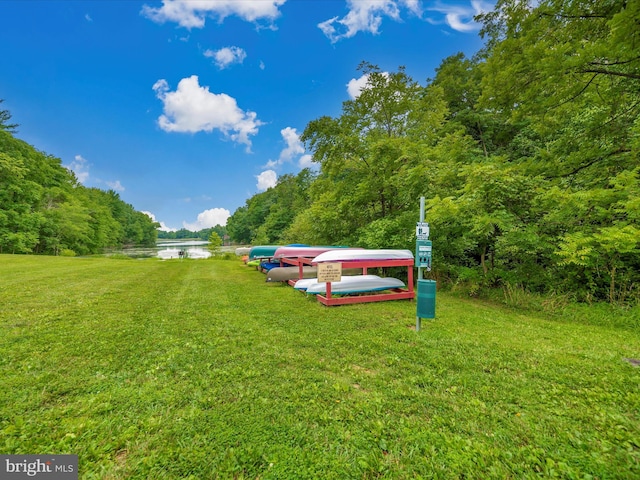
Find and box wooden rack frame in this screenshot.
[280,256,415,306]
[280,256,315,285]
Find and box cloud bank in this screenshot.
[318,0,491,42]
[141,0,286,29]
[318,0,420,43]
[183,207,231,230]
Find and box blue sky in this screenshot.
[1,0,491,231]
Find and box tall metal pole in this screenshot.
[417,196,425,332]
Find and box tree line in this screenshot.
[227,0,639,303]
[157,225,227,242]
[0,107,158,256]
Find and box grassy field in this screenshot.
[1,254,639,479]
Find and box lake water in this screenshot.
[156,240,211,259]
[109,240,223,259]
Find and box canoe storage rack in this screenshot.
[281,256,415,306]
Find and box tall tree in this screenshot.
[0,100,18,133]
[476,0,640,300]
[478,0,640,183]
[300,63,452,245]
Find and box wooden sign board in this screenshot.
[317,263,342,283]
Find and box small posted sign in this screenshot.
[416,221,430,240]
[317,263,342,283]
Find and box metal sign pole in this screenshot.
[417,197,425,331]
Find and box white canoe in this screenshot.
[294,275,406,295]
[312,248,414,263]
[235,247,251,256]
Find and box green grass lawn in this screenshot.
[1,255,639,479]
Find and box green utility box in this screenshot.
[417,279,436,319]
[415,239,432,270]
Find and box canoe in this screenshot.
[266,266,364,282]
[248,245,281,260]
[235,247,251,256]
[266,266,318,282]
[312,249,414,263]
[246,259,261,267]
[294,275,406,294]
[259,261,281,271]
[272,245,356,260]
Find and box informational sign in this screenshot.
[416,222,430,240]
[416,240,432,270]
[317,263,342,283]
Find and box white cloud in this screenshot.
[142,211,177,232]
[65,154,90,183]
[141,0,286,29]
[319,0,421,43]
[319,0,489,41]
[278,127,305,162]
[256,170,277,191]
[160,222,177,232]
[259,60,265,70]
[346,72,390,99]
[427,1,492,33]
[298,154,316,169]
[403,0,422,15]
[85,13,93,22]
[183,208,231,230]
[347,74,371,100]
[263,127,306,169]
[204,46,247,69]
[106,180,125,192]
[152,75,263,150]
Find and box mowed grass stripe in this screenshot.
[1,255,639,479]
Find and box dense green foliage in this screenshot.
[226,170,315,245]
[1,255,638,478]
[0,124,158,255]
[227,0,640,303]
[157,225,227,241]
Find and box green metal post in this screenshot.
[417,197,424,331]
